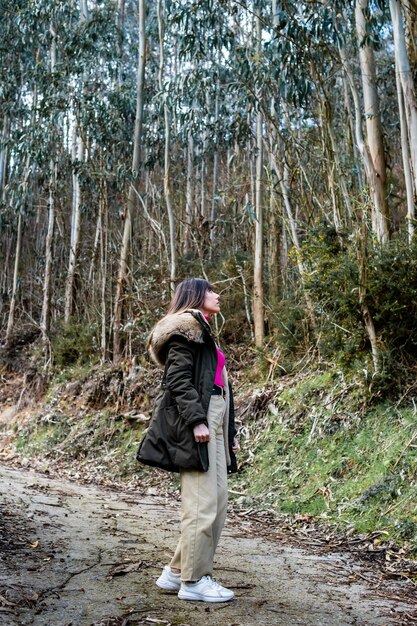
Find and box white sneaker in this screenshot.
[156,565,181,591]
[178,575,234,602]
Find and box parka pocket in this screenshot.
[173,416,208,471]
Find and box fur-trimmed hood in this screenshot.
[148,310,211,367]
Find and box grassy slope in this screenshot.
[6,362,417,549]
[233,369,417,549]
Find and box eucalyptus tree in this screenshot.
[253,5,264,347]
[1,0,52,339]
[113,0,146,364]
[157,0,176,292]
[355,0,389,242]
[2,0,417,371]
[40,20,58,342]
[64,0,89,323]
[389,0,417,240]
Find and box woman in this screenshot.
[137,278,238,603]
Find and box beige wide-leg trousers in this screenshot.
[170,394,228,582]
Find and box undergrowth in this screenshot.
[4,345,417,552]
[234,367,417,550]
[14,407,145,479]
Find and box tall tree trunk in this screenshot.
[100,179,109,361]
[390,0,417,239]
[343,74,364,189]
[113,0,146,364]
[355,0,390,242]
[268,0,281,303]
[157,0,176,292]
[339,43,389,242]
[210,69,220,248]
[5,211,22,342]
[253,12,264,347]
[200,144,207,220]
[41,163,56,340]
[41,22,58,341]
[64,0,88,322]
[6,71,38,341]
[358,221,380,372]
[395,47,415,241]
[268,159,280,303]
[184,132,194,254]
[0,116,10,197]
[64,122,84,322]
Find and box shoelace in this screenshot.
[201,576,222,590]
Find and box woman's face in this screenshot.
[201,288,220,315]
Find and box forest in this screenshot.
[1,0,417,549]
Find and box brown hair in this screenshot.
[166,278,213,314]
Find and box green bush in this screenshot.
[297,223,417,388]
[52,321,98,368]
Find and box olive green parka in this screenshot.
[136,310,237,473]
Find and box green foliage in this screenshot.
[297,224,417,392]
[299,222,363,364]
[270,296,309,362]
[52,321,98,368]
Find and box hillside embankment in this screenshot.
[1,353,417,624]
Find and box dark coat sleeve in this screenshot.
[164,337,208,428]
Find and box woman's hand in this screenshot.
[193,423,210,443]
[232,436,239,451]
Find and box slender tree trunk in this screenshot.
[0,116,10,197]
[101,180,109,361]
[395,51,415,241]
[253,12,264,347]
[157,0,176,292]
[355,0,390,242]
[64,0,88,322]
[88,209,101,287]
[1,233,12,309]
[268,0,281,302]
[5,211,22,342]
[41,23,58,340]
[210,70,220,247]
[184,132,194,254]
[343,74,364,189]
[200,145,206,220]
[64,123,84,322]
[113,0,146,364]
[358,221,380,372]
[41,163,56,339]
[340,43,389,241]
[268,163,280,302]
[390,0,417,238]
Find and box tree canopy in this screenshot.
[1,0,417,386]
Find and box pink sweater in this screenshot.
[214,347,226,387]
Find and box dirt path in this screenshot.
[0,466,415,626]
